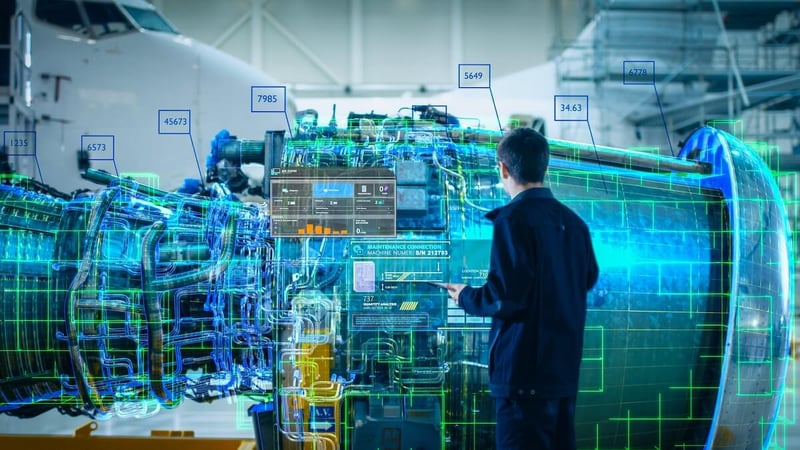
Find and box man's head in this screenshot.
[496,127,549,196]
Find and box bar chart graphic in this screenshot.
[270,168,397,238]
[296,221,349,236]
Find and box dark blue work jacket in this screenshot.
[458,187,599,399]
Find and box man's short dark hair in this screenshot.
[496,127,550,184]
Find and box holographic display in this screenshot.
[0,120,792,450]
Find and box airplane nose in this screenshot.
[192,43,295,164]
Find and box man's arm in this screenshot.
[456,217,533,319]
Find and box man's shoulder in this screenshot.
[558,202,592,233]
[556,200,588,223]
[494,190,589,223]
[511,196,590,228]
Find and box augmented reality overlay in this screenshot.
[0,118,793,449]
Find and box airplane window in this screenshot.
[82,1,135,37]
[122,6,178,34]
[35,0,87,35]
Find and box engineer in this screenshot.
[445,127,599,450]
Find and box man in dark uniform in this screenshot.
[445,127,599,450]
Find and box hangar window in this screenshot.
[82,1,135,37]
[122,6,177,34]
[35,0,86,34]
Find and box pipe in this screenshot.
[150,214,237,291]
[64,187,119,417]
[141,221,179,407]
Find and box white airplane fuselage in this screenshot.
[10,0,294,193]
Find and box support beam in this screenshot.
[211,13,250,49]
[551,0,562,49]
[251,0,263,70]
[350,0,363,84]
[711,0,750,107]
[450,0,463,80]
[262,11,343,84]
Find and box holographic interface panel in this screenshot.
[0,118,792,450]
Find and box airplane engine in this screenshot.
[0,174,274,419]
[0,123,792,450]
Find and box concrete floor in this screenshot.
[0,361,799,448]
[0,393,258,439]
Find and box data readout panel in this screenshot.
[270,168,397,237]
